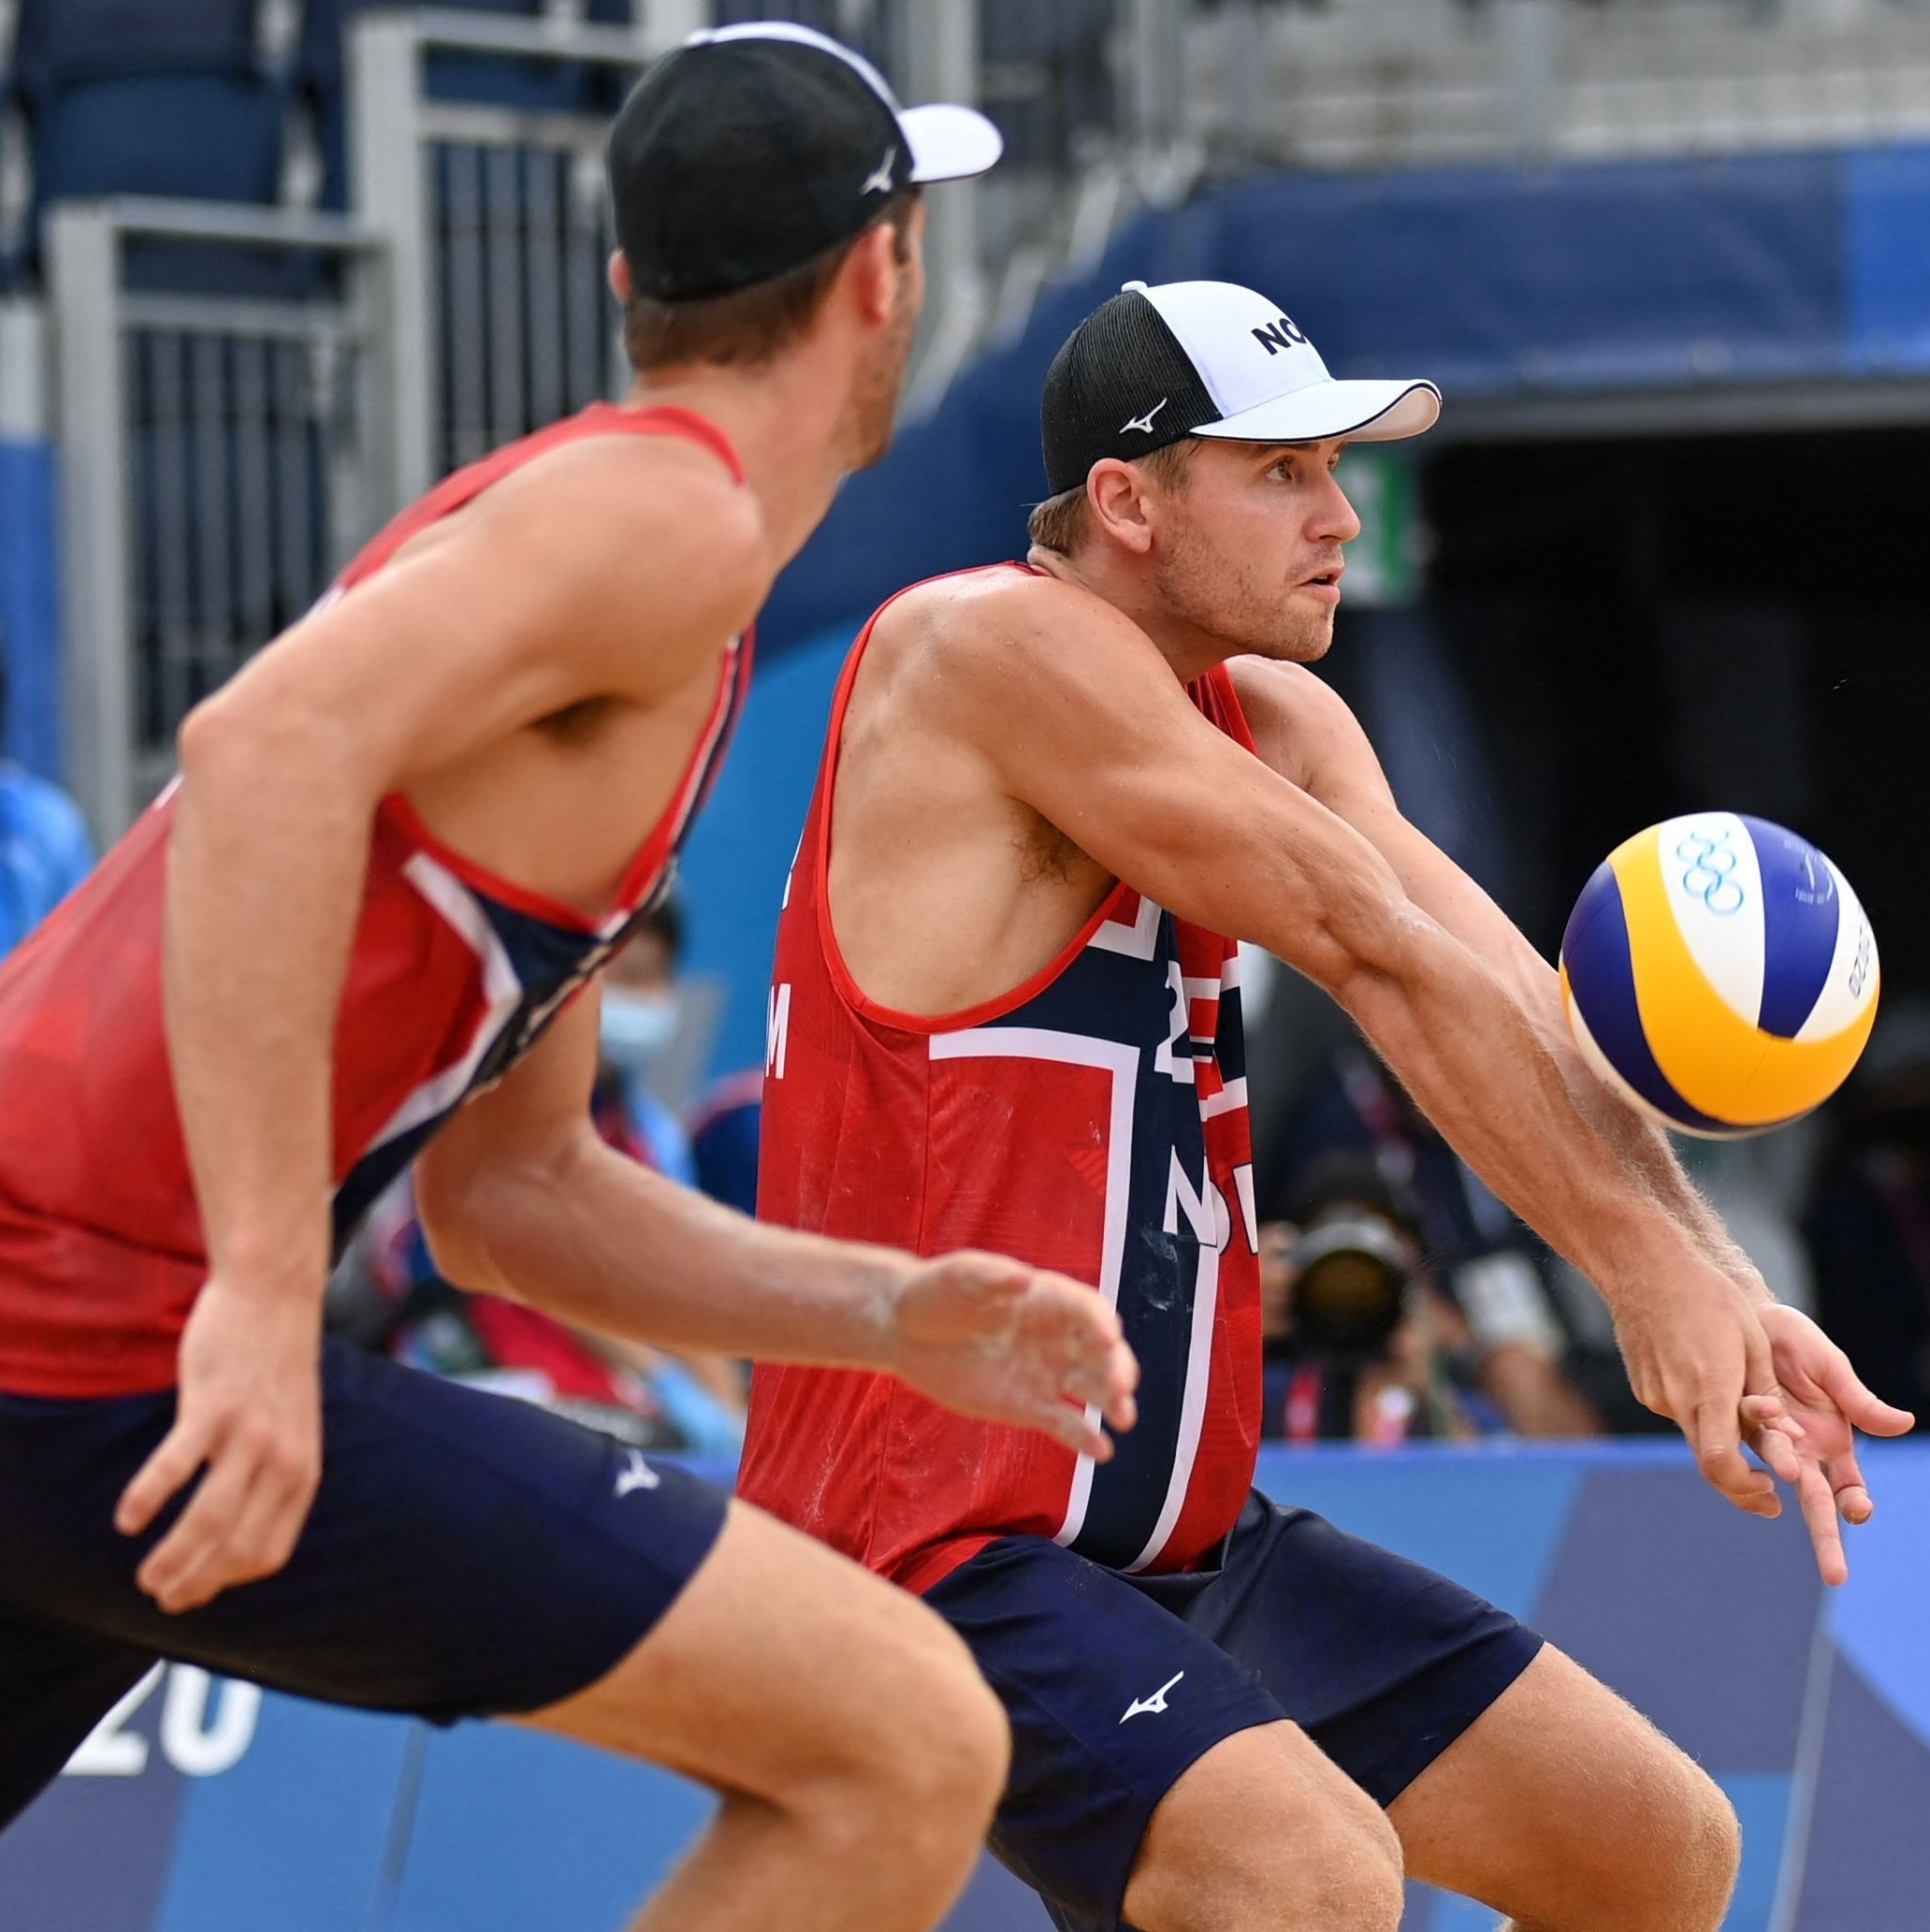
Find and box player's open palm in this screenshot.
[116,1277,324,1614]
[1759,1301,1914,1587]
[889,1251,1139,1460]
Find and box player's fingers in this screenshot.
[1030,1286,1137,1427]
[1691,1399,1778,1517]
[179,1462,310,1608]
[116,1416,215,1536]
[1829,1442,1874,1525]
[1041,1398,1112,1463]
[1749,1420,1803,1488]
[1796,1455,1849,1587]
[1819,1351,1916,1438]
[137,1439,260,1612]
[1741,1315,1782,1400]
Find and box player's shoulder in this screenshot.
[874,560,1151,675]
[473,423,767,590]
[1226,655,1362,735]
[1226,656,1372,785]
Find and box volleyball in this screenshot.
[1559,812,1879,1138]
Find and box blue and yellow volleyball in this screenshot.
[1560,813,1879,1138]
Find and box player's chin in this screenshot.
[1257,617,1334,663]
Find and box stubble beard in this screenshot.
[846,286,919,471]
[1154,519,1337,664]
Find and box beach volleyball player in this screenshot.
[739,279,1912,1931]
[0,30,1139,1932]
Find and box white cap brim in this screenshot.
[901,102,1005,182]
[1195,377,1442,446]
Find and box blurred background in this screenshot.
[4,1,1930,1927]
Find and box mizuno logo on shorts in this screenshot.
[1120,1671,1184,1722]
[615,1450,661,1498]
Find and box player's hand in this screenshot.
[1757,1302,1914,1587]
[115,1277,324,1614]
[1609,1257,1799,1522]
[885,1251,1139,1460]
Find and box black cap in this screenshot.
[1041,280,1441,497]
[609,22,1002,304]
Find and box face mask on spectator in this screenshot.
[600,989,681,1075]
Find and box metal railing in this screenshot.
[353,5,1000,499]
[48,199,391,836]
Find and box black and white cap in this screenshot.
[609,22,1003,303]
[1041,279,1440,496]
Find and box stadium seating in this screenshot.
[13,0,283,93]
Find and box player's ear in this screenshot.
[608,250,633,306]
[1087,460,1155,556]
[842,218,903,330]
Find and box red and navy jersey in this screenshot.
[0,404,751,1398]
[738,569,1262,1593]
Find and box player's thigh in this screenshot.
[527,1498,1009,1814]
[0,1608,156,1832]
[1388,1644,1740,1928]
[1123,1717,1402,1932]
[0,1341,733,1721]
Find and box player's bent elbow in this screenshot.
[412,1149,509,1297]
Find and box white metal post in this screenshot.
[1498,0,1559,162]
[899,0,986,412]
[1124,0,1185,159]
[351,12,434,503]
[46,204,135,842]
[638,0,705,57]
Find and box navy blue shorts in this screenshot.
[0,1336,729,1833]
[926,1490,1544,1932]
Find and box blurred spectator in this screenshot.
[327,908,747,1455]
[1804,1002,1930,1421]
[1267,1038,1602,1436]
[689,1067,763,1217]
[1259,1153,1485,1445]
[0,653,93,958]
[595,898,699,1187]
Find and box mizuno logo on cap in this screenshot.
[1120,399,1169,437]
[862,151,896,196]
[1253,315,1309,356]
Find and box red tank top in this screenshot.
[0,404,751,1397]
[737,569,1263,1594]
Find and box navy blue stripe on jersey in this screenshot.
[946,903,1249,1575]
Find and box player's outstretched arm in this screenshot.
[122,439,765,1613]
[947,575,1877,1562]
[414,990,1139,1460]
[1231,658,1912,1576]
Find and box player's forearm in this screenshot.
[165,706,374,1296]
[1507,961,1773,1301]
[1331,915,1702,1308]
[443,1135,916,1369]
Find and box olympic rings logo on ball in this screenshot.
[1675,829,1747,917]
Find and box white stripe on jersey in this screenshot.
[1088,896,1162,960]
[927,1025,1141,1550]
[365,851,524,1154]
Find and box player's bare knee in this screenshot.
[801,1607,1005,1851]
[1571,1742,1738,1932]
[878,1630,1009,1827]
[1128,1737,1401,1932]
[1652,1760,1741,1930]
